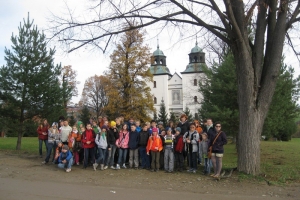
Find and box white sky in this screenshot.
[1,0,299,104]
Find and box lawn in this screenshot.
[0,137,300,183]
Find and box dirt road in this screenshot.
[0,152,299,200]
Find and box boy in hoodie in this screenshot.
[174,127,184,172]
[199,132,210,175]
[129,124,140,169]
[81,123,96,169]
[105,121,119,169]
[139,124,150,169]
[58,145,73,172]
[93,126,109,171]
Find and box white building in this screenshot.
[147,42,206,119]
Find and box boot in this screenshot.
[100,164,104,170]
[93,163,98,171]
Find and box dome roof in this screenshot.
[150,65,171,75]
[153,45,165,56]
[181,63,204,74]
[190,42,202,53]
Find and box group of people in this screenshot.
[37,114,227,179]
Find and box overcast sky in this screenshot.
[1,0,299,104]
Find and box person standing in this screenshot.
[164,128,175,173]
[128,124,140,169]
[81,123,96,169]
[93,126,109,171]
[174,127,184,172]
[60,120,72,145]
[210,122,227,179]
[138,124,150,169]
[42,122,60,164]
[183,123,199,173]
[105,121,119,169]
[146,128,163,172]
[199,132,210,175]
[203,118,215,141]
[115,124,130,169]
[177,114,190,136]
[37,119,49,158]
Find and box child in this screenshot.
[68,126,81,165]
[54,141,63,164]
[174,127,184,172]
[199,132,210,175]
[135,120,141,133]
[115,124,130,169]
[58,145,73,172]
[81,123,96,169]
[164,128,175,173]
[183,123,200,173]
[139,124,150,169]
[128,124,140,169]
[146,128,163,172]
[42,122,60,164]
[93,126,109,171]
[105,121,119,169]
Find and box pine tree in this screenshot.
[169,112,177,124]
[69,115,76,127]
[183,106,193,122]
[158,99,168,127]
[104,26,155,121]
[153,112,158,122]
[0,14,63,150]
[80,105,91,126]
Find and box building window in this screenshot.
[194,79,197,86]
[194,96,197,102]
[154,81,156,88]
[154,97,157,104]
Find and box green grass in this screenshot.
[1,137,300,184]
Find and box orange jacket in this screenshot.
[146,135,163,153]
[68,131,81,148]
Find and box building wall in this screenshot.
[168,73,183,115]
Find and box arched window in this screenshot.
[194,56,198,62]
[194,79,197,86]
[154,97,157,104]
[160,59,163,64]
[200,56,203,62]
[194,96,197,102]
[154,81,156,88]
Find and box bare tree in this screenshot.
[49,0,300,175]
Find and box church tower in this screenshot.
[148,44,172,116]
[181,41,205,119]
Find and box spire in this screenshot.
[196,35,198,46]
[157,38,159,49]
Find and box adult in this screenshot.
[203,118,215,141]
[177,114,190,135]
[37,119,49,158]
[209,122,227,179]
[60,119,72,145]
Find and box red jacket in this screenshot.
[37,125,49,140]
[81,129,96,148]
[175,135,184,153]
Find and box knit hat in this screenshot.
[175,127,181,132]
[62,145,69,151]
[52,122,58,127]
[110,121,116,127]
[167,127,172,132]
[152,127,158,133]
[101,125,108,130]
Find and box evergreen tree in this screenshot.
[80,105,91,125]
[183,106,193,122]
[153,112,158,122]
[158,99,168,127]
[0,14,63,150]
[69,115,76,127]
[169,112,177,124]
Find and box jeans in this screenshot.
[83,148,95,168]
[96,148,107,164]
[58,157,73,169]
[174,152,184,170]
[139,146,150,168]
[106,144,117,166]
[118,148,128,165]
[45,142,54,163]
[151,151,160,170]
[164,148,174,171]
[189,152,197,170]
[39,139,48,156]
[129,149,139,168]
[52,142,57,162]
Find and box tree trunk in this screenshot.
[16,109,24,150]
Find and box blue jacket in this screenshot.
[58,150,73,163]
[128,130,140,149]
[209,131,227,153]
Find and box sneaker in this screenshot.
[116,164,120,170]
[66,168,71,173]
[104,165,108,170]
[122,164,127,169]
[192,170,196,174]
[76,162,80,166]
[93,163,98,171]
[41,161,46,164]
[110,166,115,170]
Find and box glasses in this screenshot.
[215,126,221,127]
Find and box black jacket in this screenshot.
[139,130,149,147]
[203,125,215,141]
[209,131,227,153]
[107,127,119,146]
[177,121,190,135]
